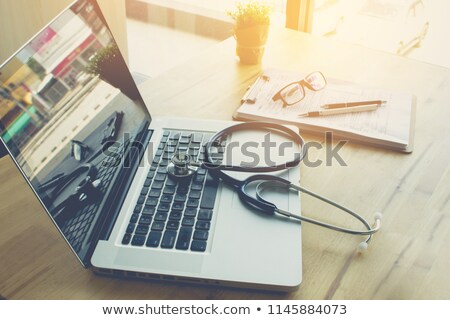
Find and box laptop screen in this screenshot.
[0,0,151,263]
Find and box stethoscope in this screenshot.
[167,121,382,252]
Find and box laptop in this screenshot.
[0,0,301,291]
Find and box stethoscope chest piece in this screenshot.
[167,153,199,179]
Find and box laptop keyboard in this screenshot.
[121,130,221,252]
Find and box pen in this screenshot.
[321,100,386,109]
[298,104,379,117]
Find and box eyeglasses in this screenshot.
[272,71,327,107]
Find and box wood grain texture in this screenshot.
[0,0,128,64]
[1,27,449,299]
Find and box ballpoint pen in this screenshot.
[321,100,386,109]
[298,104,379,117]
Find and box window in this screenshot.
[307,0,449,68]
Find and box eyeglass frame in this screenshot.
[272,71,327,107]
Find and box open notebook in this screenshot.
[234,69,416,152]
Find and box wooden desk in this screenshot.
[1,27,450,299]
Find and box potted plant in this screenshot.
[87,43,141,100]
[228,0,272,64]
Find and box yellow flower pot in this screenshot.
[234,24,270,64]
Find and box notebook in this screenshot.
[234,68,416,152]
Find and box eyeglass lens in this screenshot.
[280,72,326,106]
[280,83,305,106]
[305,72,327,91]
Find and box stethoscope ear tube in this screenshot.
[204,121,307,173]
[238,175,287,215]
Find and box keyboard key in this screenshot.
[146,231,162,247]
[151,181,164,189]
[189,191,201,199]
[161,230,177,249]
[193,230,209,241]
[159,160,169,167]
[157,166,168,174]
[196,221,211,230]
[170,133,180,141]
[163,186,176,195]
[188,148,199,157]
[140,187,149,196]
[176,227,193,250]
[154,174,166,182]
[177,185,190,194]
[166,220,180,230]
[191,183,203,191]
[158,203,171,212]
[182,217,195,227]
[126,223,136,234]
[134,204,143,213]
[142,206,156,215]
[145,177,154,187]
[131,235,146,246]
[174,193,187,202]
[160,194,173,203]
[122,233,132,245]
[155,212,168,221]
[130,213,139,224]
[165,178,177,186]
[198,209,213,221]
[200,174,219,209]
[186,199,199,208]
[139,214,152,225]
[151,221,165,231]
[181,132,191,139]
[192,133,203,144]
[163,130,170,137]
[179,137,190,144]
[146,198,158,207]
[194,175,205,184]
[184,208,197,217]
[137,195,146,205]
[135,225,149,235]
[147,170,155,179]
[169,211,183,221]
[172,202,184,211]
[191,240,207,252]
[149,189,161,198]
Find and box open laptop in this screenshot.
[0,0,301,291]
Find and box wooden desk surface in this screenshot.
[1,27,450,299]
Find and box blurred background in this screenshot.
[1,0,449,157]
